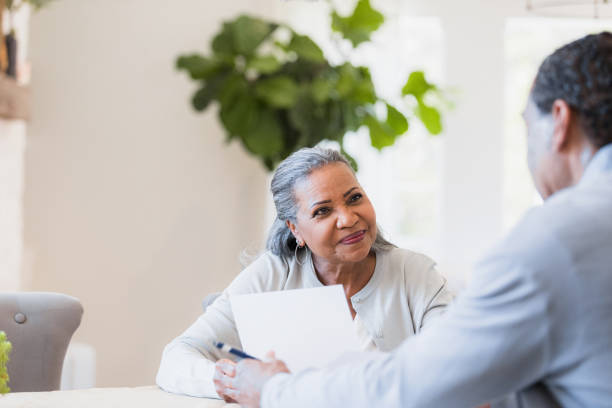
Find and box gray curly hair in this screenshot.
[266,147,395,259]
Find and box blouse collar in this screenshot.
[301,249,384,302]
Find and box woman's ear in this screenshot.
[286,220,302,245]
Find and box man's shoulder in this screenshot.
[509,174,611,242]
[533,176,611,248]
[478,176,612,286]
[546,169,612,220]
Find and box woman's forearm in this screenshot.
[156,339,221,398]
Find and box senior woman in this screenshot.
[156,147,453,400]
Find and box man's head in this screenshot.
[524,32,612,199]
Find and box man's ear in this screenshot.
[551,99,572,152]
[286,220,301,244]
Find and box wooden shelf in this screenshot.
[0,74,29,121]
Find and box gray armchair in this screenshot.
[0,292,83,392]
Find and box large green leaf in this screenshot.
[288,92,325,148]
[416,101,443,135]
[241,109,284,156]
[219,75,244,104]
[247,55,281,74]
[311,76,334,104]
[288,91,342,148]
[232,15,276,55]
[352,68,376,104]
[288,95,315,137]
[403,71,444,135]
[341,101,362,132]
[192,84,215,111]
[364,114,397,150]
[219,98,259,136]
[212,22,235,55]
[218,77,259,135]
[255,76,300,108]
[280,58,329,82]
[386,103,408,135]
[402,71,435,100]
[323,101,344,141]
[331,0,384,47]
[176,55,223,80]
[335,64,354,98]
[190,74,227,112]
[287,34,325,63]
[335,64,376,104]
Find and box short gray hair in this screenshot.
[266,147,395,259]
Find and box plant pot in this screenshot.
[4,33,17,78]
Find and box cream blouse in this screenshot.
[156,247,454,398]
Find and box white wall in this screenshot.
[0,5,30,291]
[25,0,270,387]
[0,121,26,290]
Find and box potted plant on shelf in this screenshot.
[1,0,55,78]
[176,0,446,171]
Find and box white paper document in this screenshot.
[230,285,361,372]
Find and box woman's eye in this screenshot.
[313,207,330,217]
[349,193,363,203]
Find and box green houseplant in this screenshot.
[0,331,11,394]
[177,0,444,170]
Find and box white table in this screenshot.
[0,385,238,407]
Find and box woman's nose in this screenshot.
[336,207,358,229]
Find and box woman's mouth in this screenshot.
[340,230,366,245]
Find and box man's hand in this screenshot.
[217,352,290,408]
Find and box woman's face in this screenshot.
[287,163,377,265]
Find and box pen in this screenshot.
[212,341,260,360]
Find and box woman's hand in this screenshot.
[220,352,290,408]
[213,358,238,403]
